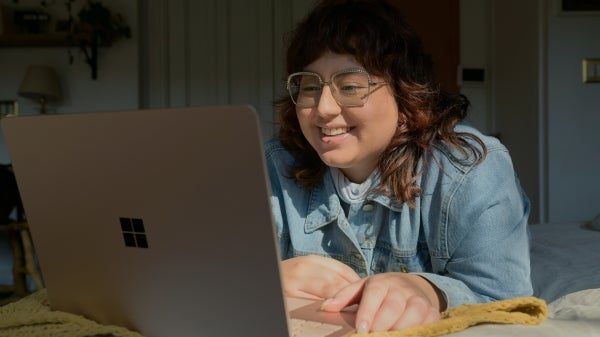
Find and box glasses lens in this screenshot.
[332,71,370,107]
[288,74,322,107]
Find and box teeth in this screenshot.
[322,127,349,136]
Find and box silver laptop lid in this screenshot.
[1,105,290,337]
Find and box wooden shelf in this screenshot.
[0,32,69,47]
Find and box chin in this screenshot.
[318,154,351,169]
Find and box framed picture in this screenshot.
[562,0,600,12]
[583,58,600,83]
[0,100,19,118]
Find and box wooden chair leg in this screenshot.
[0,222,44,298]
[7,229,28,297]
[19,227,44,290]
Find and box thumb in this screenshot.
[320,278,366,312]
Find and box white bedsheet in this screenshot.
[530,222,600,302]
[549,288,600,321]
[445,288,600,337]
[445,223,600,337]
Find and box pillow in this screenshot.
[548,288,600,321]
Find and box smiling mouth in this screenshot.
[321,127,350,136]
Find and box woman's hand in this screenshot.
[320,272,444,332]
[280,255,361,300]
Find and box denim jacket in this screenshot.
[264,124,532,308]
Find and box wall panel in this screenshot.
[141,0,310,139]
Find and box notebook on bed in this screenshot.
[1,106,355,337]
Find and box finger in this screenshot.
[316,273,358,299]
[286,273,351,300]
[369,294,407,332]
[314,256,361,283]
[281,256,361,299]
[391,296,440,331]
[353,281,390,333]
[320,279,366,312]
[304,258,360,298]
[284,288,323,300]
[423,306,442,324]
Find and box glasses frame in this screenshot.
[286,68,388,108]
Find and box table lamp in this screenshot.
[18,65,62,114]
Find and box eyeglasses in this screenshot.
[286,68,388,108]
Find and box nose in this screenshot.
[316,85,341,118]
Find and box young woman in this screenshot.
[265,0,532,333]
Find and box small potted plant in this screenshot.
[13,0,131,79]
[67,0,131,79]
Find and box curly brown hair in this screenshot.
[276,0,486,207]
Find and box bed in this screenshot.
[530,222,600,303]
[446,222,600,336]
[1,222,599,336]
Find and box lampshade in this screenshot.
[18,65,62,113]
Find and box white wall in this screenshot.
[546,0,600,223]
[460,0,493,135]
[1,0,598,223]
[491,0,543,223]
[139,0,312,141]
[0,0,139,163]
[461,0,600,223]
[460,0,542,223]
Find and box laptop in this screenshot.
[1,105,355,337]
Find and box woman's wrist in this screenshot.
[408,274,447,311]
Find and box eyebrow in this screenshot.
[299,67,368,77]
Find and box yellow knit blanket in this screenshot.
[0,290,142,337]
[0,290,547,337]
[351,296,548,337]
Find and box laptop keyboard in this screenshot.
[290,318,344,337]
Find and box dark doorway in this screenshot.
[389,1,460,94]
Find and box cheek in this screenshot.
[374,104,400,143]
[296,110,314,138]
[372,100,399,126]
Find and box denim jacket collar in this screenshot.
[304,170,404,233]
[304,178,341,233]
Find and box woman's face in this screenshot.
[296,52,399,183]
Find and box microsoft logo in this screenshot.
[120,217,149,248]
